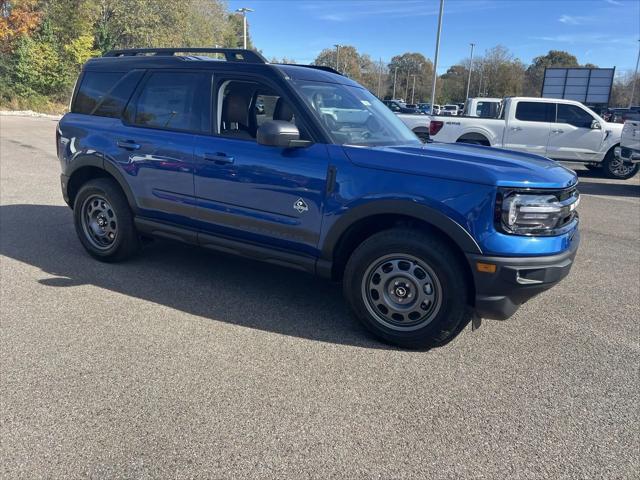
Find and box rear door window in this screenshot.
[72,72,125,114]
[515,102,555,122]
[127,71,210,133]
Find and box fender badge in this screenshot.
[294,198,309,213]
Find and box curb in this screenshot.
[1,110,63,120]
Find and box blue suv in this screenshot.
[57,48,580,348]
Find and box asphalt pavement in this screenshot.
[1,115,639,479]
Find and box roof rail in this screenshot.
[103,48,267,63]
[277,64,343,76]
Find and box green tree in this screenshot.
[387,52,433,102]
[524,50,579,96]
[314,45,385,95]
[440,64,467,103]
[11,24,66,98]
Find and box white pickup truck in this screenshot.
[615,120,640,165]
[429,97,636,179]
[395,113,430,142]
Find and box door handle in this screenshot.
[203,153,235,165]
[116,139,141,150]
[551,129,564,133]
[510,126,522,131]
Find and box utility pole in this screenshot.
[392,67,398,99]
[465,42,475,102]
[404,73,410,102]
[334,44,341,71]
[377,58,383,98]
[629,39,640,107]
[430,0,444,113]
[235,7,253,49]
[411,75,416,104]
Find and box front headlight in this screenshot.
[497,187,579,236]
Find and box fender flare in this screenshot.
[66,155,139,213]
[321,199,482,260]
[456,127,495,145]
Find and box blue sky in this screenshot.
[227,0,640,75]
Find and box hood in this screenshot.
[343,142,577,189]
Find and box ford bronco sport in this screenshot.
[56,48,580,348]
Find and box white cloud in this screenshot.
[604,0,623,6]
[558,15,592,25]
[532,33,636,46]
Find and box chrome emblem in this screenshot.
[294,198,309,213]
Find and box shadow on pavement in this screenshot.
[576,180,640,198]
[2,204,467,350]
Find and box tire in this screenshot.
[413,130,430,143]
[343,229,469,349]
[73,177,140,262]
[603,148,640,180]
[457,138,489,146]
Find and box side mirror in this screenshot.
[591,120,601,130]
[257,120,311,148]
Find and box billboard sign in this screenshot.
[541,67,615,106]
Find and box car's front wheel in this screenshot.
[73,177,140,262]
[603,149,639,179]
[343,229,469,349]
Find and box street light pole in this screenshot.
[377,58,383,98]
[411,75,416,103]
[430,0,444,114]
[465,42,475,102]
[235,7,253,49]
[334,44,341,71]
[629,39,640,107]
[392,67,398,99]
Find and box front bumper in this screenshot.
[615,146,640,164]
[466,230,580,320]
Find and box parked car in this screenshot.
[429,96,636,179]
[383,100,421,114]
[615,120,640,166]
[56,48,580,349]
[607,108,640,124]
[464,97,502,118]
[416,103,430,114]
[417,103,440,115]
[417,103,441,115]
[441,104,459,116]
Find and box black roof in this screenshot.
[85,48,359,87]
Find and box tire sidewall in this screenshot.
[604,150,639,179]
[73,180,130,260]
[344,232,468,348]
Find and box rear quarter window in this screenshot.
[72,72,125,115]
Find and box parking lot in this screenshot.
[1,115,639,478]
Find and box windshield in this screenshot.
[292,80,421,147]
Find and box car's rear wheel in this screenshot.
[73,178,140,262]
[603,149,639,179]
[343,229,469,349]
